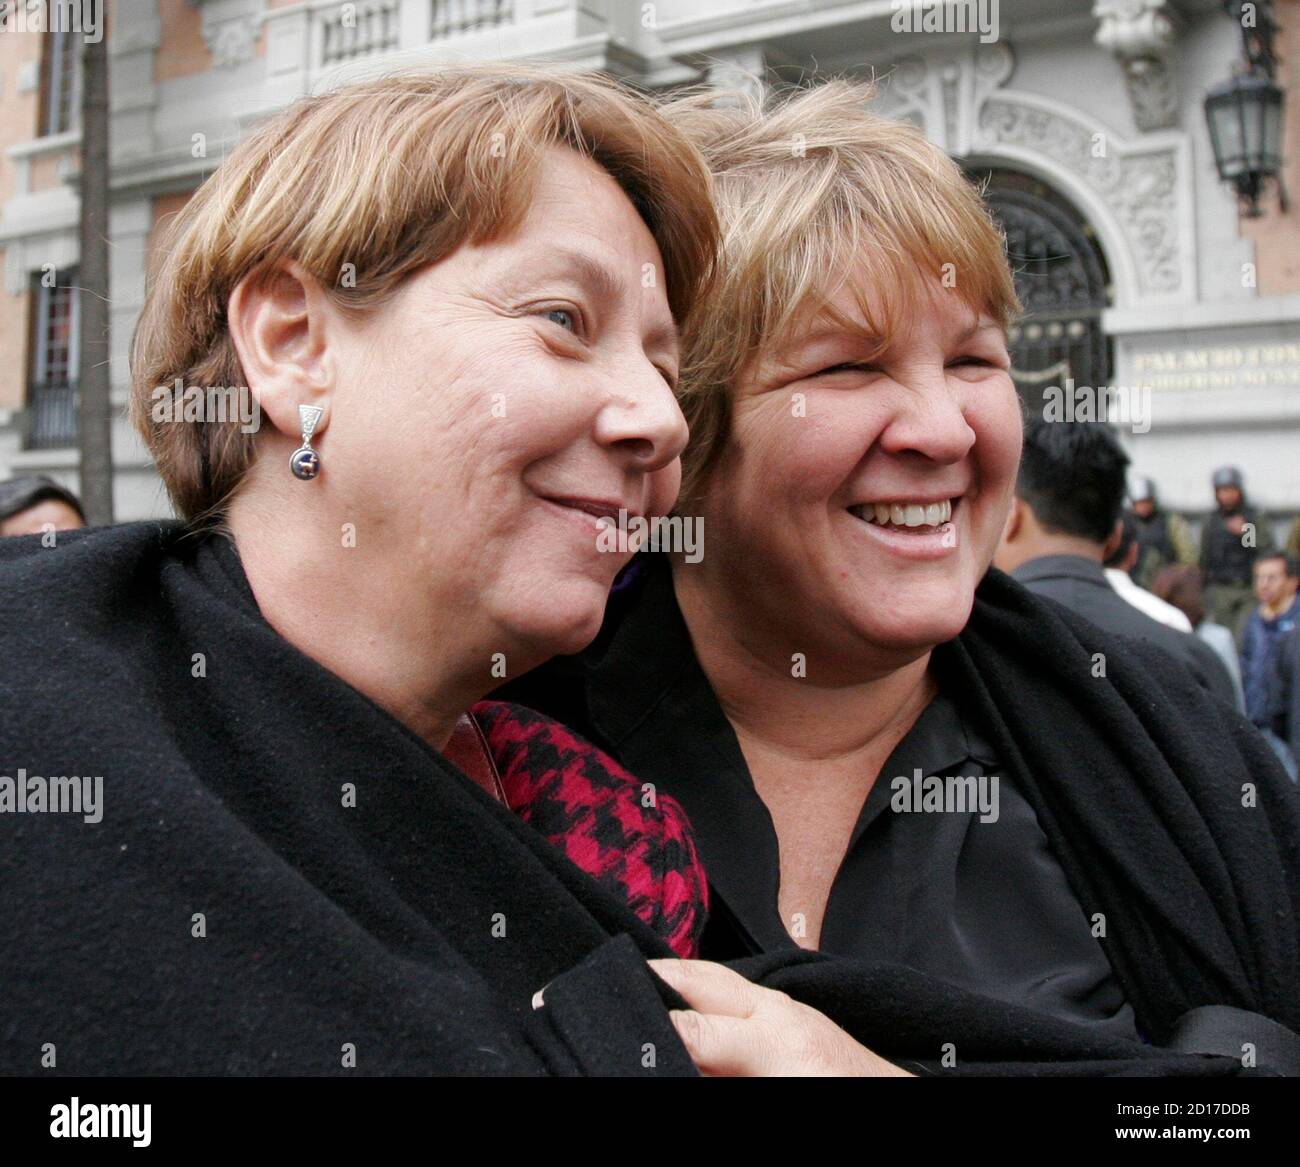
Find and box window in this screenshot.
[41,26,82,137]
[322,2,400,64]
[26,269,80,450]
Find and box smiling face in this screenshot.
[686,278,1022,672]
[321,147,687,661]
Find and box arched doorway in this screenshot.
[965,168,1114,415]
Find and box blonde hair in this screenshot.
[662,79,1021,504]
[131,64,718,522]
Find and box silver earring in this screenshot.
[289,405,323,480]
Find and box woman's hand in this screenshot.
[649,958,913,1077]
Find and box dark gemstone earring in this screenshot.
[290,405,323,480]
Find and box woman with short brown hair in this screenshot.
[2,64,724,1075]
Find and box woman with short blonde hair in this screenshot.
[507,78,1300,1076]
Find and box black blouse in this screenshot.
[502,555,1138,1039]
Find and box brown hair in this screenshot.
[131,64,718,521]
[1152,564,1206,628]
[660,78,1022,504]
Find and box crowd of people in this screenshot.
[0,65,1295,1079]
[1121,466,1300,778]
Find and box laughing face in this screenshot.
[682,279,1022,674]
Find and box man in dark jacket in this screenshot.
[1201,466,1273,638]
[995,420,1236,705]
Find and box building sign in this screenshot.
[1132,343,1300,391]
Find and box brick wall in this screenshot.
[1240,0,1300,293]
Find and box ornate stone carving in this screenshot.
[977,99,1180,294]
[207,17,258,68]
[1093,0,1178,131]
[871,32,1190,303]
[189,0,264,71]
[875,41,1014,155]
